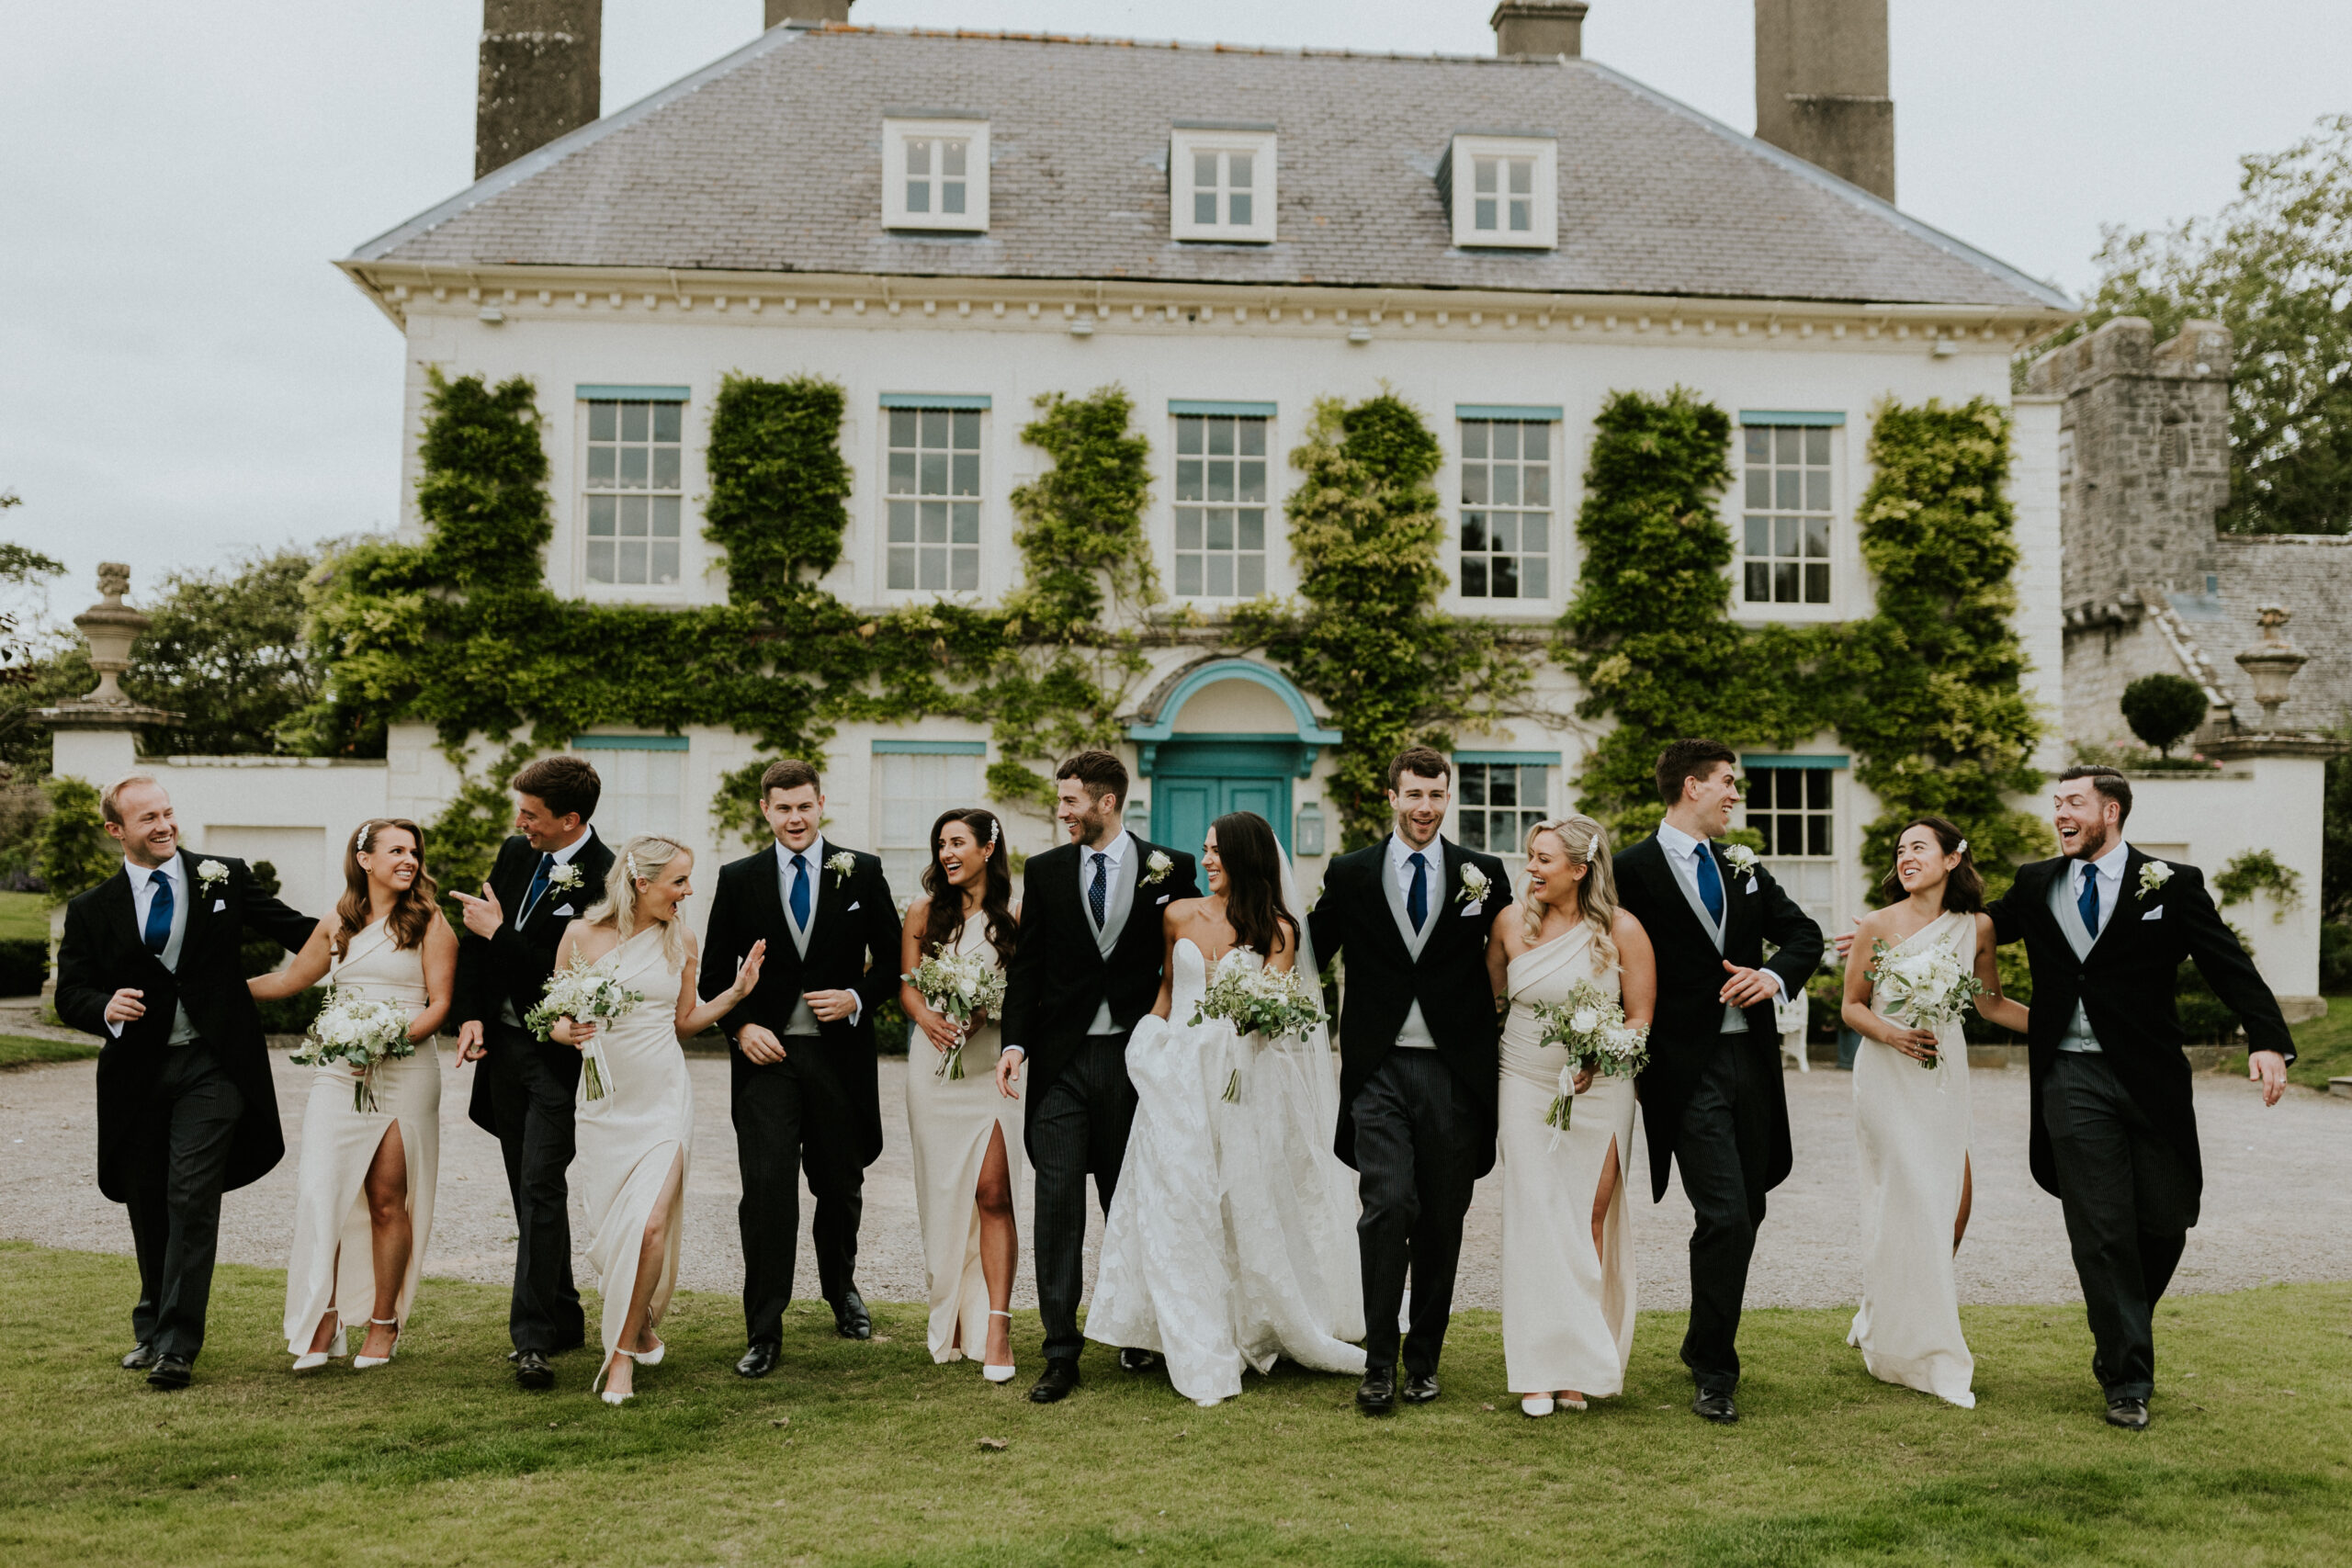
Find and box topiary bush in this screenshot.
[2120,673,2209,757]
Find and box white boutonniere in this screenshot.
[1141,850,1174,886]
[2137,861,2173,902]
[1455,863,1491,907]
[196,859,230,897]
[1720,843,1759,875]
[547,863,584,893]
[826,851,857,881]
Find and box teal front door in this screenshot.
[1146,739,1300,856]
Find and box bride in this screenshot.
[1838,816,2026,1408]
[1086,809,1365,1406]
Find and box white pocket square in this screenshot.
[1744,876,1758,895]
[211,898,226,913]
[553,903,575,917]
[1156,894,1170,905]
[2143,907,2164,920]
[847,900,861,911]
[1460,901,1483,917]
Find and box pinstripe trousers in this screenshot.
[1030,1033,1139,1362]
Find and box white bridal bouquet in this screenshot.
[288,987,416,1113]
[1532,979,1651,1134]
[903,946,1007,1080]
[1191,951,1329,1102]
[1866,937,1984,1068]
[526,952,647,1101]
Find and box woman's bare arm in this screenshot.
[1841,912,1938,1059]
[410,915,457,1040]
[898,897,959,1054]
[246,919,333,1000]
[1150,905,1182,1020]
[1613,909,1657,1028]
[1970,913,2029,1034]
[676,933,765,1040]
[1485,906,1515,1009]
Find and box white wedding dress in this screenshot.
[1087,939,1367,1405]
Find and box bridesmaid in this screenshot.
[1486,817,1657,1417]
[1839,817,2027,1408]
[899,808,1023,1382]
[253,818,456,1372]
[548,835,764,1404]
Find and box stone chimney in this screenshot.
[476,1,602,180]
[1753,0,1894,203]
[766,0,853,26]
[1491,1,1587,58]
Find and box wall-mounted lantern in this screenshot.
[1295,799,1327,858]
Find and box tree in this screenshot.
[2069,114,2352,535]
[0,498,69,776]
[122,547,334,756]
[2120,672,2210,757]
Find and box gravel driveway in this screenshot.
[2,1049,2343,1319]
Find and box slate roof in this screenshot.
[350,24,2068,311]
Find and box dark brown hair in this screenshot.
[335,818,443,958]
[1655,739,1739,806]
[1056,750,1128,810]
[1210,810,1296,961]
[513,755,601,822]
[1386,746,1452,791]
[2058,764,2133,826]
[1875,816,1985,913]
[760,758,822,799]
[920,808,1017,963]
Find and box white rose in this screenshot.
[1570,1008,1600,1035]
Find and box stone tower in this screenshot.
[476,1,602,180]
[766,1,854,26]
[1754,0,1895,203]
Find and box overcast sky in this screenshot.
[5,0,2349,611]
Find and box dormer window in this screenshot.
[883,115,989,231]
[1170,123,1277,243]
[1440,132,1558,250]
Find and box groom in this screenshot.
[54,774,315,1389]
[998,749,1198,1404]
[1307,746,1505,1416]
[1985,766,2291,1429]
[1612,739,1822,1425]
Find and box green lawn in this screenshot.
[0,889,49,943]
[0,1033,96,1070]
[1,1245,2345,1565]
[2285,998,2352,1089]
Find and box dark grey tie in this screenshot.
[1090,852,1109,929]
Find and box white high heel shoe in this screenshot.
[980,1309,1016,1384]
[352,1317,401,1370]
[599,1345,658,1405]
[632,1334,665,1368]
[293,1321,346,1372]
[1520,1395,1555,1417]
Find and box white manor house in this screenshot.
[43,5,2335,1007]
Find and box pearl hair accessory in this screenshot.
[1954,838,1969,856]
[354,823,373,853]
[988,816,1000,848]
[625,852,639,884]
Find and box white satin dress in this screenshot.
[281,918,441,1354]
[903,913,1025,1363]
[573,927,692,1371]
[1497,923,1638,1397]
[1849,908,1977,1407]
[1087,940,1367,1405]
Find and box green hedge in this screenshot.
[0,936,44,997]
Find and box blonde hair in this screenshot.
[100,773,165,826]
[1520,816,1622,975]
[588,833,691,970]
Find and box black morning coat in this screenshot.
[55,852,315,1201]
[452,830,619,1134]
[1610,834,1825,1205]
[1986,849,2292,1204]
[1305,836,1510,1178]
[699,841,904,1167]
[999,837,1200,1122]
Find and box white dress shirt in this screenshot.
[116,857,197,1043]
[2058,837,2132,1053]
[1080,829,1133,1034]
[1656,819,1785,1033]
[1385,832,1444,1048]
[774,833,860,1033]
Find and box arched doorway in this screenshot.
[1129,658,1340,855]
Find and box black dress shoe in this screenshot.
[1401,1371,1441,1405]
[1028,1359,1081,1404]
[1355,1367,1396,1416]
[2105,1396,2151,1430]
[514,1349,555,1391]
[1692,1391,1739,1424]
[146,1354,193,1391]
[735,1341,780,1380]
[120,1343,159,1371]
[831,1288,873,1341]
[1119,1347,1163,1374]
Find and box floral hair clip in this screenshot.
[1954,838,1969,857]
[988,817,1001,848]
[625,852,640,884]
[353,823,373,853]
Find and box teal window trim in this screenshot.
[1737,410,1846,427]
[572,733,689,751]
[1455,405,1563,423]
[1170,400,1276,418]
[871,739,988,755]
[1453,750,1559,766]
[576,385,690,402]
[879,392,992,411]
[1741,753,1849,770]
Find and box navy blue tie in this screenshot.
[142,871,175,956]
[1406,851,1429,931]
[1694,845,1724,924]
[521,852,554,923]
[789,852,811,928]
[1089,852,1109,929]
[2077,862,2100,936]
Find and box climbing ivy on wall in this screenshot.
[1237,392,1532,851]
[703,372,854,602]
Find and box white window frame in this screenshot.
[1444,133,1558,250]
[1736,416,1843,620]
[1454,411,1558,605]
[873,743,988,898]
[883,116,989,231]
[571,738,688,849]
[1170,124,1278,244]
[879,399,989,599]
[1452,758,1555,864]
[1169,407,1274,602]
[1741,756,1847,941]
[577,390,691,599]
